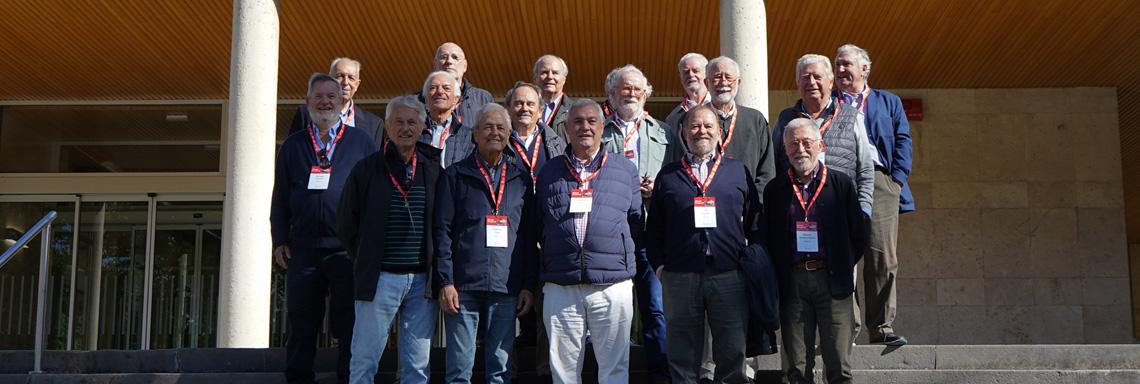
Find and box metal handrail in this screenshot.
[0,210,57,374]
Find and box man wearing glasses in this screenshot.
[270,73,379,384]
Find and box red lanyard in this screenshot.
[563,151,608,188]
[476,158,509,214]
[682,154,723,195]
[308,121,345,167]
[620,112,648,150]
[512,130,543,179]
[432,117,456,148]
[543,96,562,126]
[789,165,828,220]
[384,142,418,201]
[719,112,738,154]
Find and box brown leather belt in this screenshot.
[793,259,827,271]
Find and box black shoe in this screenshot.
[872,332,908,346]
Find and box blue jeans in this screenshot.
[349,272,438,384]
[444,291,518,384]
[636,256,668,381]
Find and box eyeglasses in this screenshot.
[788,138,819,148]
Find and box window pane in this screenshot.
[148,201,222,349]
[0,202,75,350]
[0,105,221,173]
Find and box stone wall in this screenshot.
[767,87,1132,344]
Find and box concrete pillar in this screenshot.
[720,0,769,118]
[218,0,279,348]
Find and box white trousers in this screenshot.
[543,280,634,384]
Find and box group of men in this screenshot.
[270,41,913,384]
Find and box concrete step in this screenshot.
[749,344,1140,370]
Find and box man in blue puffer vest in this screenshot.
[535,98,643,384]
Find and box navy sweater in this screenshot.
[270,125,378,249]
[646,156,763,272]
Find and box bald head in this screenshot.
[434,42,469,83]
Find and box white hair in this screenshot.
[783,117,821,141]
[306,73,343,99]
[532,54,569,77]
[569,98,604,118]
[604,64,653,98]
[328,57,361,76]
[385,95,427,123]
[836,43,873,80]
[475,103,511,130]
[421,70,462,97]
[677,53,708,72]
[795,54,834,83]
[707,56,741,79]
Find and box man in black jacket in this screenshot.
[337,95,442,384]
[764,118,868,384]
[288,57,385,147]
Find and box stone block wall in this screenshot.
[767,87,1132,344]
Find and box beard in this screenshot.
[614,101,644,120]
[313,109,339,126]
[713,90,735,105]
[790,154,815,175]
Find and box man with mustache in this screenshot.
[600,64,677,384]
[337,95,443,384]
[701,57,775,207]
[533,55,574,142]
[420,71,473,167]
[765,118,867,384]
[415,42,494,123]
[271,73,379,384]
[834,43,914,347]
[535,98,643,384]
[435,104,538,384]
[646,104,762,383]
[288,57,385,147]
[665,53,711,136]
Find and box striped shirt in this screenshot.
[382,181,428,272]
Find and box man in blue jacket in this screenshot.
[646,105,763,383]
[270,73,378,384]
[288,57,385,147]
[834,44,914,346]
[536,98,643,384]
[337,96,442,384]
[419,71,472,167]
[434,104,538,384]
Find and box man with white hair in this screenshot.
[834,43,913,347]
[765,118,867,384]
[665,53,711,134]
[600,64,678,384]
[700,56,776,207]
[418,42,494,123]
[289,57,385,147]
[419,71,473,167]
[533,54,574,141]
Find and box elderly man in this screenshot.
[774,54,874,215]
[435,103,538,384]
[665,53,711,133]
[600,64,676,383]
[701,56,775,204]
[834,44,913,347]
[419,71,473,167]
[289,57,385,146]
[271,73,379,384]
[533,54,574,141]
[415,42,493,123]
[536,98,642,384]
[505,81,568,183]
[766,118,867,384]
[647,104,762,384]
[337,95,443,384]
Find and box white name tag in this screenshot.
[795,221,819,253]
[308,166,331,190]
[693,196,717,228]
[486,215,508,248]
[569,189,593,213]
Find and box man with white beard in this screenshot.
[700,57,775,208]
[600,64,678,384]
[665,53,711,135]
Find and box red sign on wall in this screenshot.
[902,99,923,121]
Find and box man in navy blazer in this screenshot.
[834,44,913,346]
[289,57,385,147]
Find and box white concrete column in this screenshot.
[720,0,769,118]
[218,0,279,348]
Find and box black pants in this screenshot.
[285,247,355,384]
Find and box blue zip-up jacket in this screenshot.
[535,150,643,285]
[849,88,915,212]
[434,153,539,294]
[270,124,378,249]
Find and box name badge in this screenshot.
[693,196,717,228]
[308,166,331,190]
[624,149,637,159]
[569,188,593,213]
[486,215,509,248]
[795,221,819,253]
